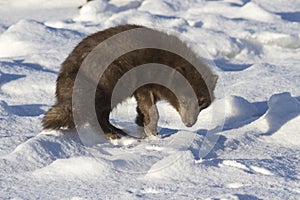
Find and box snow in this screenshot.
[253,92,300,135]
[0,20,84,58]
[0,0,300,199]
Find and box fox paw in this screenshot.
[105,133,120,140]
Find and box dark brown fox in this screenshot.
[42,24,218,139]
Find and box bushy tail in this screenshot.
[42,103,75,130]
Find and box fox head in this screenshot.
[174,65,218,127]
[177,95,211,127]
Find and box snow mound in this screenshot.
[252,0,300,13]
[250,32,300,49]
[75,0,116,22]
[240,2,279,22]
[75,0,143,22]
[255,92,300,136]
[1,133,85,173]
[0,20,83,58]
[224,96,259,122]
[186,29,242,58]
[213,95,259,129]
[33,157,110,179]
[3,0,84,9]
[138,0,196,16]
[188,1,278,23]
[263,115,300,147]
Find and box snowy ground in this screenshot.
[0,0,300,199]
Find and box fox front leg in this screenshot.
[143,104,159,136]
[134,89,159,136]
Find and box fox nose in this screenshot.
[185,122,193,127]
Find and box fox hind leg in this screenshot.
[96,109,127,139]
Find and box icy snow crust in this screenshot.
[0,0,300,199]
